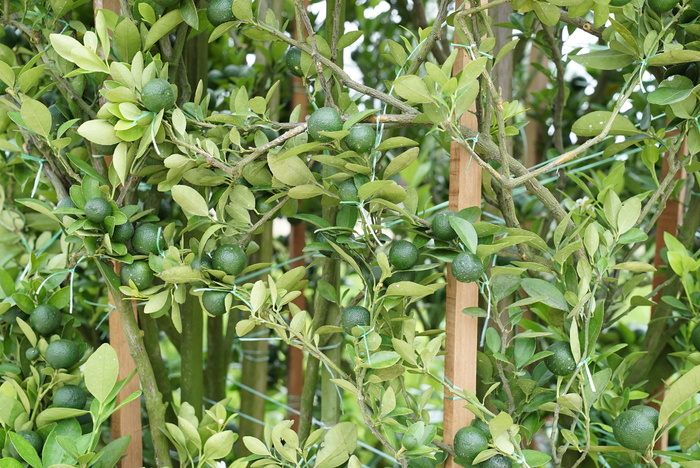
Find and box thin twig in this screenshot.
[405,0,451,76]
[238,196,290,246]
[294,0,334,108]
[559,11,604,39]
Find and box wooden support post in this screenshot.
[93,2,143,464]
[524,49,549,168]
[444,31,482,467]
[650,141,686,458]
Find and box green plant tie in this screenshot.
[577,356,596,392]
[635,53,661,84]
[156,226,164,255]
[453,43,493,61]
[128,111,161,155]
[21,153,46,197]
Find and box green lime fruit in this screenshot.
[208,69,224,83]
[262,128,278,141]
[477,454,511,468]
[341,305,371,334]
[471,419,490,436]
[402,432,421,451]
[1,305,28,325]
[132,223,163,255]
[337,179,359,202]
[10,430,43,459]
[389,240,419,270]
[45,339,81,369]
[613,409,656,452]
[648,0,680,13]
[207,0,235,26]
[544,341,577,376]
[609,0,631,5]
[451,252,484,283]
[432,211,458,241]
[121,261,155,290]
[30,304,62,336]
[112,221,135,243]
[192,254,212,270]
[212,244,247,276]
[57,197,77,209]
[49,104,67,133]
[285,47,303,77]
[453,426,489,464]
[628,405,659,428]
[223,64,242,78]
[307,107,343,143]
[345,125,376,153]
[0,26,19,48]
[25,347,40,360]
[84,198,112,223]
[691,325,700,351]
[154,0,179,7]
[202,290,229,316]
[53,385,87,409]
[141,78,175,113]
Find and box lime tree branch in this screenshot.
[405,0,451,76]
[294,0,334,108]
[238,196,290,246]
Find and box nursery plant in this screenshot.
[0,0,699,467]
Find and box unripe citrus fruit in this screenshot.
[10,430,43,458]
[45,339,80,369]
[432,211,458,241]
[307,107,343,142]
[84,198,112,223]
[120,261,154,290]
[337,179,359,202]
[212,244,247,276]
[112,221,135,243]
[132,223,163,255]
[402,432,421,450]
[141,78,175,113]
[613,409,656,452]
[30,304,62,336]
[628,405,659,428]
[192,254,212,270]
[1,305,27,325]
[471,419,490,435]
[255,197,276,214]
[477,454,511,468]
[345,125,375,153]
[25,347,40,360]
[202,290,229,316]
[341,306,371,334]
[207,0,235,26]
[53,385,87,409]
[544,341,577,376]
[451,252,483,283]
[285,47,303,77]
[691,325,700,351]
[389,240,419,270]
[453,426,489,465]
[648,0,679,13]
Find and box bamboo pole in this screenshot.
[443,7,482,465]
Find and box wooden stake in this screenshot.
[93,2,143,463]
[444,38,482,467]
[288,222,306,430]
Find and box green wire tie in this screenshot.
[128,111,161,155]
[453,43,494,61]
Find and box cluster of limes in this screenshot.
[305,106,377,154]
[0,300,89,462]
[452,420,510,467]
[612,405,659,452]
[194,244,247,316]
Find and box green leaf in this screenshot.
[521,278,568,310]
[491,274,520,301]
[50,33,83,63]
[533,1,560,25]
[144,10,183,50]
[180,0,200,29]
[288,184,326,199]
[393,76,433,104]
[84,343,119,402]
[515,337,536,368]
[363,351,401,369]
[337,31,363,50]
[8,431,43,468]
[36,408,88,427]
[659,365,700,425]
[679,419,700,453]
[232,0,253,21]
[570,49,635,70]
[42,419,82,466]
[648,87,693,105]
[92,436,131,468]
[384,147,418,178]
[268,152,316,186]
[315,422,357,468]
[70,47,109,73]
[572,111,641,137]
[610,262,655,272]
[78,120,121,145]
[203,431,235,460]
[0,61,15,89]
[113,19,141,62]
[374,137,418,152]
[449,216,478,253]
[172,185,210,218]
[522,449,551,467]
[647,50,700,66]
[21,99,52,138]
[243,437,269,455]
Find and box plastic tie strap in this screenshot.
[21,153,46,197]
[453,43,494,61]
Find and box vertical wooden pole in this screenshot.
[650,142,686,458]
[93,2,142,465]
[444,12,482,465]
[524,49,549,168]
[287,2,309,432]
